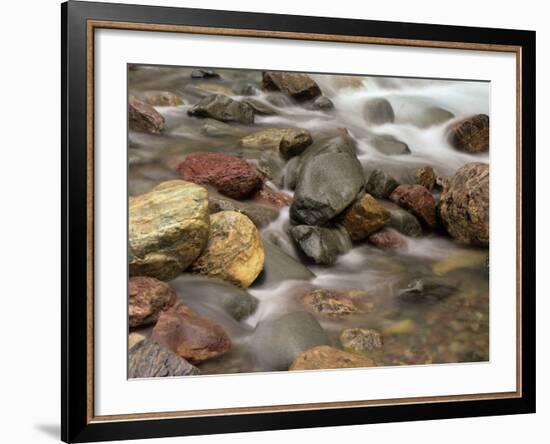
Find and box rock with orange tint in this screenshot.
[129,276,177,327]
[129,96,165,133]
[290,346,375,370]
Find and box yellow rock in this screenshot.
[191,211,264,288]
[432,250,488,276]
[290,345,375,371]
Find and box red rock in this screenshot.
[389,184,436,228]
[178,152,263,199]
[252,185,292,208]
[128,96,165,133]
[129,277,177,327]
[368,228,408,250]
[152,303,231,364]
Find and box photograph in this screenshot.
[127,65,490,378]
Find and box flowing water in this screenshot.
[129,66,490,374]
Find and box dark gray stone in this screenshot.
[382,201,423,237]
[128,338,199,378]
[290,225,352,265]
[188,94,255,124]
[208,193,279,229]
[365,169,399,199]
[290,137,365,225]
[398,277,457,304]
[190,69,220,79]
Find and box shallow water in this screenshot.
[129,66,489,374]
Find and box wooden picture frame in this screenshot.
[62,1,536,442]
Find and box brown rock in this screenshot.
[415,166,437,191]
[438,162,489,246]
[368,228,408,250]
[187,94,254,124]
[144,91,183,107]
[289,346,375,370]
[301,288,373,318]
[252,185,292,208]
[262,72,322,102]
[152,303,231,364]
[389,185,437,228]
[190,211,264,288]
[447,114,489,153]
[129,96,165,133]
[129,277,177,327]
[241,128,313,159]
[178,152,263,199]
[341,193,390,241]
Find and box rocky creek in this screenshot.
[127,65,490,377]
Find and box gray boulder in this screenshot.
[381,201,423,237]
[188,94,255,124]
[128,338,199,378]
[365,169,399,199]
[290,137,365,225]
[253,312,330,370]
[370,134,411,155]
[290,225,352,265]
[363,98,395,124]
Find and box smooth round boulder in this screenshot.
[129,181,209,281]
[339,328,383,354]
[290,225,352,265]
[447,114,489,153]
[187,94,254,124]
[190,211,265,288]
[389,184,437,228]
[290,137,365,225]
[129,276,177,327]
[178,152,263,200]
[289,346,375,371]
[262,72,322,102]
[341,193,390,241]
[438,162,489,246]
[363,98,395,125]
[129,96,165,134]
[152,303,231,364]
[253,312,330,370]
[128,338,199,378]
[369,134,410,155]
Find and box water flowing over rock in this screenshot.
[438,162,489,246]
[301,288,358,318]
[208,191,279,228]
[415,166,437,191]
[190,211,264,288]
[370,134,410,155]
[341,193,390,241]
[368,228,408,250]
[173,275,259,321]
[290,137,365,225]
[363,98,395,125]
[311,96,334,110]
[152,303,231,364]
[254,312,330,370]
[129,276,177,327]
[252,240,315,287]
[340,328,383,354]
[178,152,263,199]
[128,338,199,378]
[241,128,313,159]
[289,346,375,370]
[187,94,255,124]
[365,169,399,199]
[144,91,183,107]
[242,98,278,115]
[389,184,437,229]
[398,277,458,304]
[129,96,165,133]
[447,114,489,153]
[262,71,322,102]
[290,225,352,265]
[129,181,209,281]
[382,201,422,237]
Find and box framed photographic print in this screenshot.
[61,1,536,442]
